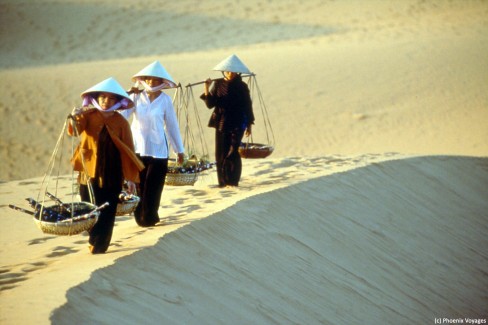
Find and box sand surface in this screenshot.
[1,1,487,324]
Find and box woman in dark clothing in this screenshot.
[200,54,255,187]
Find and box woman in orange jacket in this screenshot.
[69,77,144,254]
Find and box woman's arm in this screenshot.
[67,108,88,136]
[200,79,218,109]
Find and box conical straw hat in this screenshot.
[81,77,132,101]
[213,54,251,74]
[132,61,177,88]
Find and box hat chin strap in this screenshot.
[135,79,169,93]
[82,96,128,112]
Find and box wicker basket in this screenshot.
[166,172,198,186]
[33,202,99,236]
[116,196,140,216]
[239,143,274,159]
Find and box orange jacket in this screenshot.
[68,109,144,185]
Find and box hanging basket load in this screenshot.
[240,74,275,159]
[115,182,140,216]
[9,200,102,236]
[166,158,197,186]
[165,85,215,186]
[116,192,140,216]
[7,118,108,236]
[239,142,274,159]
[166,156,215,186]
[166,172,198,186]
[33,202,100,236]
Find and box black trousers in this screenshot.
[215,128,244,187]
[134,156,168,227]
[80,182,121,254]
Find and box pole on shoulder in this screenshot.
[185,73,256,88]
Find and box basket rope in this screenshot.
[164,84,213,186]
[247,75,275,148]
[32,115,99,235]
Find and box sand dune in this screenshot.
[49,156,488,324]
[1,0,487,181]
[1,152,394,324]
[1,0,487,324]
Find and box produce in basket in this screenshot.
[167,155,215,175]
[25,197,95,222]
[118,191,136,202]
[165,155,216,186]
[116,192,140,214]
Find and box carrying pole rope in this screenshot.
[68,113,95,206]
[172,84,187,157]
[174,84,210,160]
[37,119,69,220]
[174,84,193,156]
[187,86,210,159]
[248,75,275,147]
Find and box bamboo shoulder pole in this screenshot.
[186,73,256,88]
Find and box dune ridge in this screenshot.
[1,153,398,324]
[50,156,488,324]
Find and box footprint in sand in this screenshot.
[184,189,208,197]
[21,261,49,273]
[219,190,236,198]
[269,172,292,180]
[28,236,56,245]
[18,181,40,186]
[271,158,301,169]
[178,204,201,214]
[0,261,51,291]
[0,271,27,291]
[119,229,148,241]
[45,246,79,258]
[171,198,185,205]
[257,180,277,186]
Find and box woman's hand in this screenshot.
[126,181,136,194]
[67,107,83,136]
[70,107,83,117]
[245,125,252,137]
[127,87,142,95]
[177,153,185,165]
[204,78,212,95]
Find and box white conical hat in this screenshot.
[213,54,251,74]
[81,77,132,101]
[132,61,176,88]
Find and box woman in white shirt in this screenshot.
[121,61,185,227]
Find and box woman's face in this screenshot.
[144,76,164,87]
[97,92,119,110]
[223,71,237,80]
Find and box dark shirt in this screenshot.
[201,75,254,132]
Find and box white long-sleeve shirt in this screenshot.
[120,91,184,159]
